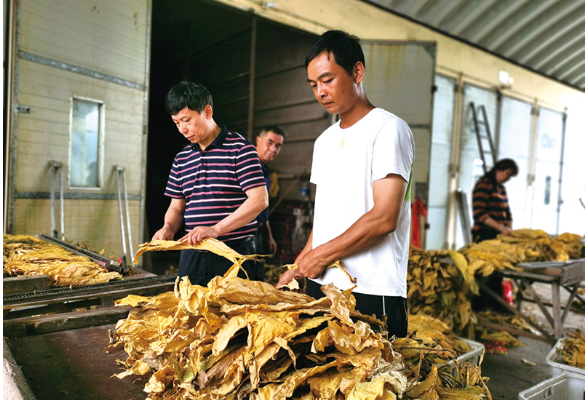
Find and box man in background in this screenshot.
[254,126,285,267]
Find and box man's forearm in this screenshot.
[482,217,503,231]
[163,206,184,234]
[295,230,314,263]
[309,210,396,266]
[214,192,267,235]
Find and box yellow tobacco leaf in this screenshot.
[208,276,315,306]
[448,251,479,295]
[436,386,487,399]
[254,361,341,400]
[115,359,151,379]
[307,369,357,398]
[406,365,439,399]
[312,327,334,353]
[144,365,175,394]
[133,238,262,267]
[116,295,150,307]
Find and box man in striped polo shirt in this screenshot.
[152,81,268,286]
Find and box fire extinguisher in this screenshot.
[501,278,514,306]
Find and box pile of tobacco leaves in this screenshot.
[557,328,585,369]
[407,247,475,337]
[109,239,492,399]
[3,234,121,287]
[407,229,584,340]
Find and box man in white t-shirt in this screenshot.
[277,30,415,338]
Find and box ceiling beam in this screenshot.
[561,61,586,82]
[416,0,462,25]
[540,42,584,74]
[517,23,585,64]
[499,2,584,58]
[552,55,585,80]
[528,35,584,70]
[389,0,408,8]
[570,72,586,86]
[397,0,430,17]
[460,0,530,42]
[438,0,498,36]
[479,0,560,50]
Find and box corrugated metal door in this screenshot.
[426,74,455,249]
[455,84,498,248]
[531,108,564,233]
[360,41,436,219]
[497,96,533,229]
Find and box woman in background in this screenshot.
[471,158,519,312]
[471,159,519,243]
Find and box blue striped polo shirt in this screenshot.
[165,126,266,242]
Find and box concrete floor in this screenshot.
[482,282,585,399]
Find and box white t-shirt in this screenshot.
[309,108,415,297]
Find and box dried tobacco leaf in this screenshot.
[3,234,121,287]
[559,328,585,369]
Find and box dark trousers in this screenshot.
[471,228,507,312]
[472,227,498,243]
[178,237,263,286]
[306,279,408,338]
[253,229,267,282]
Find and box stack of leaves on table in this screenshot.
[3,234,121,287]
[109,238,491,399]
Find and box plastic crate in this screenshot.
[435,338,484,376]
[518,372,585,400]
[546,338,585,377]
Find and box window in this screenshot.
[70,98,102,187]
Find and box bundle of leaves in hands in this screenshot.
[407,247,476,337]
[558,328,585,369]
[3,234,121,287]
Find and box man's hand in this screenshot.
[296,250,328,279]
[184,226,220,245]
[153,226,175,241]
[153,198,185,241]
[499,225,512,236]
[276,268,304,287]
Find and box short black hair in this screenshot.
[305,30,365,76]
[259,126,285,138]
[165,81,213,115]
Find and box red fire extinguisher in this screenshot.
[501,278,514,306]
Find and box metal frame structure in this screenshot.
[477,259,585,343]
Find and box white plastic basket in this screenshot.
[518,372,585,400]
[435,337,484,376]
[546,338,585,377]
